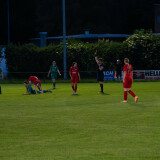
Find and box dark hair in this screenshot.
[24,81,28,84]
[99,58,103,62]
[72,62,77,66]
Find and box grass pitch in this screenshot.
[0,82,160,160]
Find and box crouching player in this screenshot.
[0,67,4,94]
[28,76,43,94]
[69,62,80,95]
[122,58,138,103]
[24,81,52,95]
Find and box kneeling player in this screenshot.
[24,81,52,95]
[69,62,80,95]
[122,58,138,103]
[28,76,43,94]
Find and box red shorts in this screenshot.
[34,80,41,85]
[123,76,132,88]
[71,76,79,83]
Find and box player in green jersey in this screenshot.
[0,67,4,94]
[24,81,52,95]
[48,61,61,89]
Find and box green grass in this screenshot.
[0,82,160,160]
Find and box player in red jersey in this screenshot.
[28,76,43,94]
[69,62,80,95]
[122,58,138,103]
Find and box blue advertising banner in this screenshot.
[103,71,115,81]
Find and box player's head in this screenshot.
[24,81,28,87]
[117,59,120,63]
[99,58,103,64]
[72,62,77,67]
[124,58,129,64]
[52,61,56,66]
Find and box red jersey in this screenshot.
[29,76,39,82]
[29,76,41,85]
[123,64,133,77]
[69,67,79,77]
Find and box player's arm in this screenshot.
[48,70,51,77]
[24,88,28,95]
[40,86,43,94]
[24,88,31,95]
[131,71,133,82]
[57,69,61,76]
[78,72,80,81]
[69,70,73,80]
[94,50,100,66]
[123,71,126,83]
[34,85,38,94]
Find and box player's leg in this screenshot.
[71,83,75,94]
[119,72,122,81]
[38,83,43,93]
[117,72,119,81]
[71,77,75,94]
[74,77,79,94]
[122,88,128,102]
[128,89,138,103]
[99,81,104,93]
[52,79,56,89]
[43,90,52,93]
[74,83,77,94]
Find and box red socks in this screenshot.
[128,90,136,98]
[124,91,127,101]
[72,84,77,92]
[124,90,136,101]
[74,84,77,92]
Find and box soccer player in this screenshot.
[28,76,43,94]
[48,61,61,89]
[0,67,4,94]
[69,62,80,95]
[94,51,104,94]
[24,81,52,95]
[122,58,138,103]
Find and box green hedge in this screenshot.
[5,31,160,77]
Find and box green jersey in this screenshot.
[27,85,35,94]
[50,66,59,75]
[27,85,41,94]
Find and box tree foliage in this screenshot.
[0,0,159,44]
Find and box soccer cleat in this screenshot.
[121,100,127,103]
[72,91,75,95]
[135,96,138,103]
[99,91,104,94]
